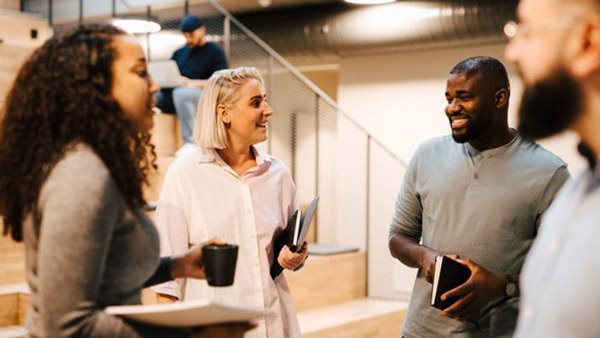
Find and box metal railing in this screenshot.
[26,0,414,301]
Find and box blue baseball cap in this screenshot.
[180,15,205,32]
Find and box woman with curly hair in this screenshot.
[0,24,251,338]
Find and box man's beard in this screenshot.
[450,113,491,144]
[451,122,485,143]
[518,68,583,139]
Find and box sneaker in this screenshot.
[175,143,198,157]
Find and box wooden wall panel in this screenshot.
[0,293,19,326]
[285,251,366,312]
[0,233,25,286]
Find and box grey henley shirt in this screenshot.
[390,134,569,337]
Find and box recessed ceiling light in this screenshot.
[344,0,396,4]
[258,0,272,7]
[112,19,161,34]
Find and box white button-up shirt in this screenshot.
[152,146,300,338]
[515,168,600,338]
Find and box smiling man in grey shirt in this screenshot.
[388,56,569,337]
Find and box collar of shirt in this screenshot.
[464,132,519,159]
[574,142,600,193]
[193,145,272,178]
[577,142,597,171]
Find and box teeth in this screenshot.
[451,118,468,128]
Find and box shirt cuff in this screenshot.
[151,280,182,300]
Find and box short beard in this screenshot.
[450,113,490,144]
[452,130,475,143]
[518,69,582,140]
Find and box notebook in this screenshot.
[430,256,472,310]
[105,299,272,328]
[270,196,320,279]
[148,60,183,88]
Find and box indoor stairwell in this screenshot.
[0,1,410,336]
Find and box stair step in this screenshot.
[143,251,366,309]
[0,235,25,285]
[0,293,19,328]
[298,298,407,338]
[284,251,366,312]
[0,299,408,338]
[0,325,27,338]
[151,113,181,157]
[0,283,29,328]
[0,270,406,338]
[144,155,175,202]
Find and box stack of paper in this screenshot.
[105,299,272,328]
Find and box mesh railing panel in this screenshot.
[368,141,415,300]
[314,98,337,244]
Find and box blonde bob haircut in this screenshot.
[193,66,265,149]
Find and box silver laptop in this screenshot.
[148,60,183,88]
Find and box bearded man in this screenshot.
[388,56,569,337]
[505,0,600,336]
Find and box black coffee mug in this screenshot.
[202,243,238,287]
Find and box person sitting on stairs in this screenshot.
[155,15,228,157]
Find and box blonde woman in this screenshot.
[152,67,307,338]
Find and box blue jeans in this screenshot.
[156,86,201,144]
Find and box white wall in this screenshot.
[336,42,587,300]
[338,43,586,173]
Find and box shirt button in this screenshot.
[473,173,479,179]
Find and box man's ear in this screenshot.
[217,104,231,124]
[571,15,600,77]
[494,88,510,110]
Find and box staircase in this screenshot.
[0,115,407,337]
[0,10,48,338]
[285,253,406,337]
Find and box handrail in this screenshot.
[207,0,336,107]
[207,0,407,168]
[34,0,407,167]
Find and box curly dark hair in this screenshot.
[0,24,156,242]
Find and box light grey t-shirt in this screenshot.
[390,134,569,337]
[515,168,600,338]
